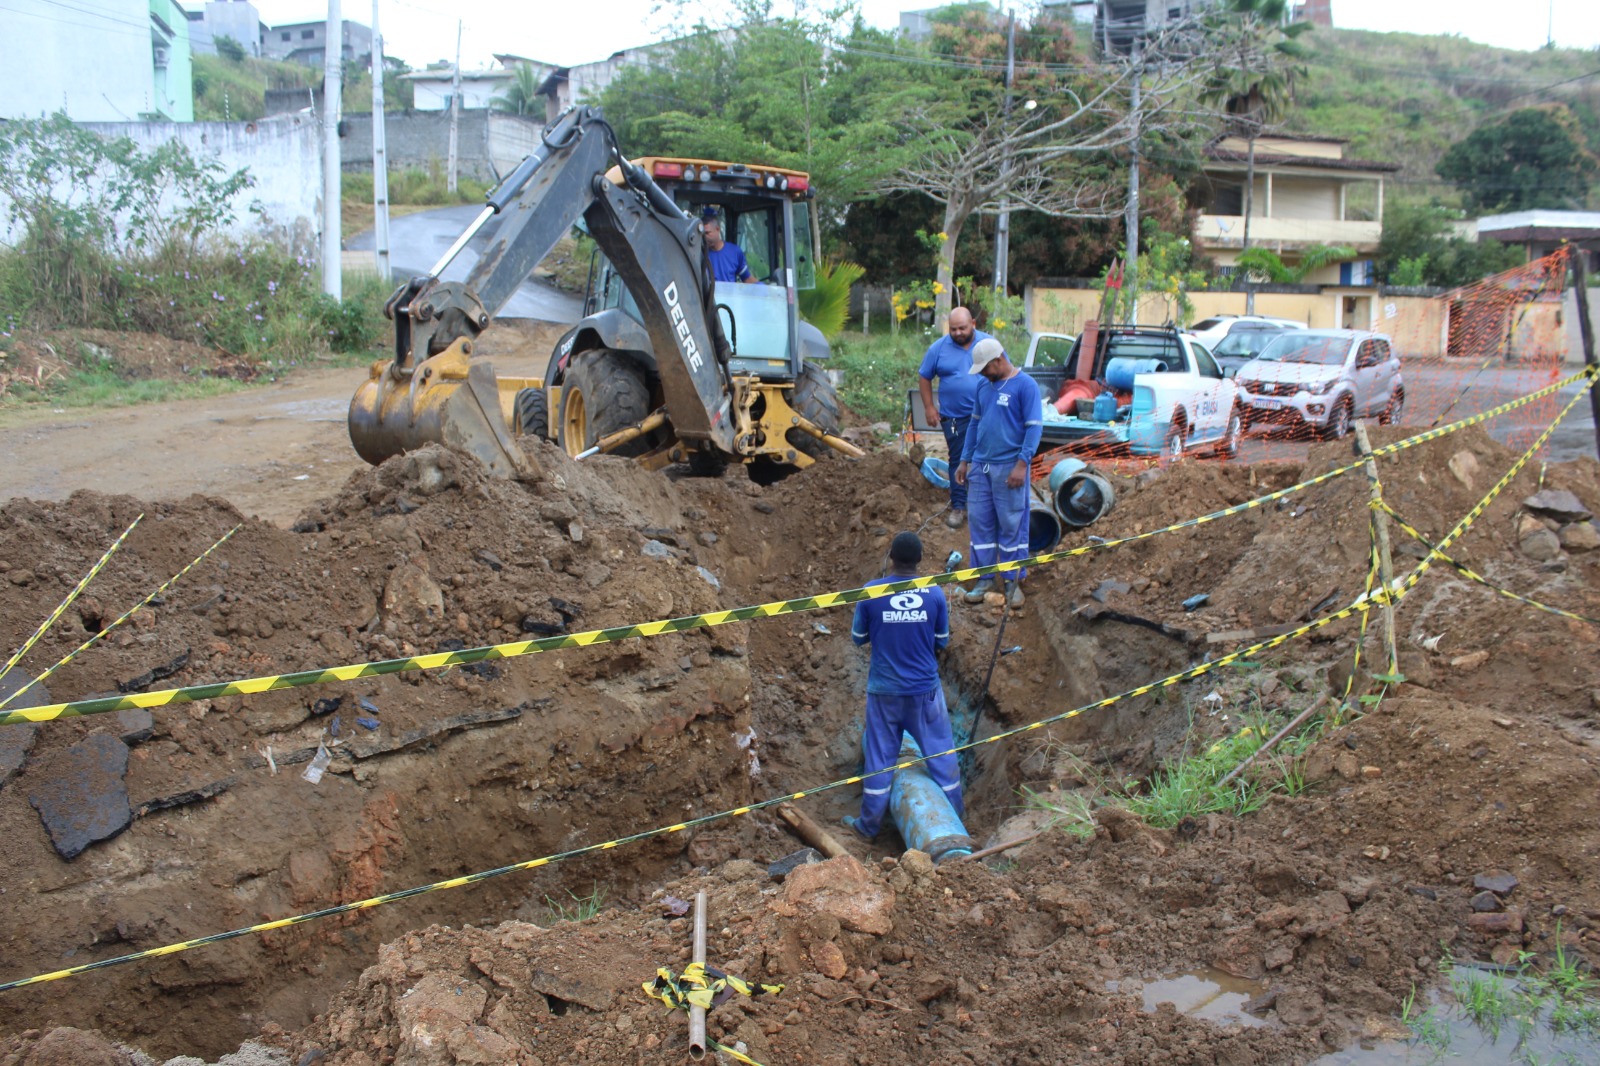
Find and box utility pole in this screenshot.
[1123,41,1141,323]
[446,20,462,194]
[320,0,343,299]
[992,9,1016,294]
[370,0,391,281]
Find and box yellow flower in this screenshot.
[931,281,945,295]
[914,299,934,310]
[936,232,948,241]
[993,319,1007,330]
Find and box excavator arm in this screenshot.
[352,106,738,474]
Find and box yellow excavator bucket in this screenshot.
[347,339,542,481]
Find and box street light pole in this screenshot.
[993,9,1016,294]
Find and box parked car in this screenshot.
[1210,323,1300,378]
[1022,326,1244,461]
[1233,329,1404,440]
[1188,314,1306,353]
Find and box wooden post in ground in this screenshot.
[1353,422,1399,675]
[1569,249,1600,461]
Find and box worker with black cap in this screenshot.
[843,531,964,840]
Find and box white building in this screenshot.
[402,58,557,112]
[184,0,262,57]
[1,0,194,122]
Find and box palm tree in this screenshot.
[491,63,542,117]
[1199,0,1309,309]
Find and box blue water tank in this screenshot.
[1104,357,1162,392]
[1093,391,1118,422]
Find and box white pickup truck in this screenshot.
[1022,326,1244,460]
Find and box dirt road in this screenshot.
[0,321,565,527]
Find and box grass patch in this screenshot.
[0,363,248,411]
[830,330,929,425]
[1021,785,1098,838]
[544,884,607,924]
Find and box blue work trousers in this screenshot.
[968,462,1029,583]
[856,689,963,838]
[940,416,971,511]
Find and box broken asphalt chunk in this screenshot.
[768,847,824,881]
[0,670,45,790]
[28,734,132,860]
[116,649,191,694]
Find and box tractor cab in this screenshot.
[584,157,824,381]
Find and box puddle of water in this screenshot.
[1122,967,1271,1028]
[1311,981,1600,1066]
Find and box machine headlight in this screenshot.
[1306,379,1335,394]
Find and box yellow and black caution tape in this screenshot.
[644,963,782,1065]
[0,526,239,710]
[0,374,1589,994]
[0,515,141,687]
[1379,500,1599,626]
[6,366,1591,730]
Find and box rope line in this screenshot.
[6,366,1589,730]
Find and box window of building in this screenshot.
[302,28,315,39]
[1208,180,1244,216]
[280,30,290,40]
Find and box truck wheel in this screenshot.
[1161,420,1187,466]
[1215,407,1243,459]
[558,349,651,458]
[514,387,549,440]
[1325,398,1353,441]
[1379,387,1405,426]
[787,362,843,460]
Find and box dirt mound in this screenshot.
[2,426,1597,1065]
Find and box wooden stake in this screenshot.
[1353,422,1399,674]
[689,890,708,1060]
[775,802,848,858]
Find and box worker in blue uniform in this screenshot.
[956,337,1042,609]
[702,218,757,284]
[917,307,992,528]
[844,531,963,839]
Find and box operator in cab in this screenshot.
[702,218,758,284]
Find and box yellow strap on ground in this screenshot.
[6,367,1590,730]
[644,963,781,1066]
[0,378,1587,996]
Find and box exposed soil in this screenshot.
[1,349,1598,1066]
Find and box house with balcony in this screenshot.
[1,0,193,121]
[1193,134,1399,285]
[261,17,370,67]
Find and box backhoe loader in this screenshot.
[348,105,861,481]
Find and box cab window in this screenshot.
[792,204,816,289]
[735,210,776,282]
[1032,335,1074,367]
[1193,343,1223,379]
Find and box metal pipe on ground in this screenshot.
[889,734,974,864]
[1048,459,1116,529]
[1028,486,1064,553]
[689,889,708,1059]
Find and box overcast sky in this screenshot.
[245,0,1599,71]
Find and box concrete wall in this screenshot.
[1025,284,1460,359]
[339,110,542,183]
[0,115,323,249]
[2,0,161,121]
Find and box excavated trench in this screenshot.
[0,434,1439,1059]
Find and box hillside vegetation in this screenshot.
[192,54,412,123]
[1288,27,1600,208]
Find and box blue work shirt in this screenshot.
[963,370,1044,466]
[917,329,992,419]
[707,242,753,283]
[851,583,950,696]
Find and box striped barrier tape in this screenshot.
[644,963,782,1066]
[0,526,240,711]
[1,359,1581,994]
[5,366,1591,730]
[0,515,141,687]
[1378,500,1599,626]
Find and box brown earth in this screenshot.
[0,350,1598,1066]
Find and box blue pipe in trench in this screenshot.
[889,733,974,864]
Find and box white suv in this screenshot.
[1189,315,1306,352]
[1233,329,1404,440]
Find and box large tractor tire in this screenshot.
[558,349,651,458]
[787,361,843,460]
[514,386,549,440]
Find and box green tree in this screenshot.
[1234,243,1354,283]
[214,35,246,63]
[491,63,543,117]
[1436,107,1592,214]
[1374,201,1522,288]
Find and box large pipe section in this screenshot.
[889,734,973,864]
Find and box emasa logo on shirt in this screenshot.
[882,591,929,623]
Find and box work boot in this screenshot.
[945,508,966,529]
[963,578,993,604]
[842,814,876,840]
[1004,581,1025,609]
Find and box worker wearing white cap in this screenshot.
[955,338,1042,608]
